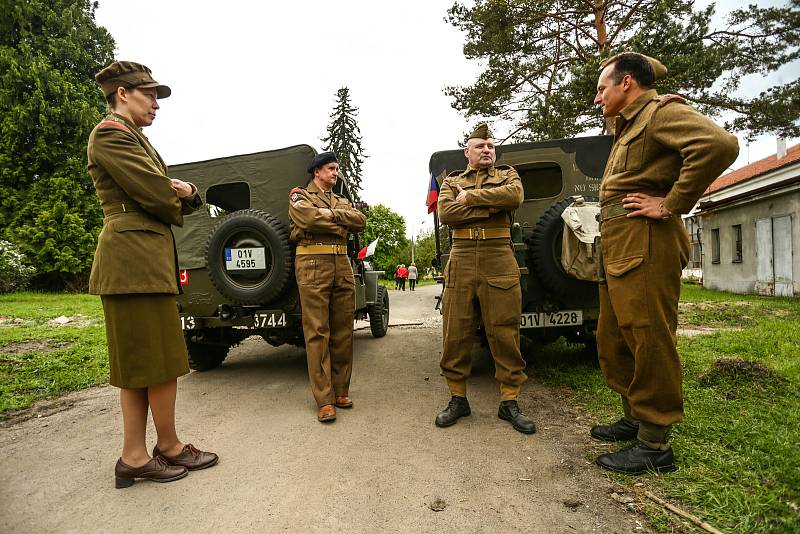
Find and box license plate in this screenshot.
[253,311,287,328]
[225,247,266,270]
[180,314,197,330]
[520,310,582,328]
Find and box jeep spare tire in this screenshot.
[528,196,598,301]
[206,209,293,305]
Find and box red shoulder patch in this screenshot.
[658,94,686,108]
[289,187,303,197]
[98,120,130,132]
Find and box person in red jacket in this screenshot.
[398,264,408,291]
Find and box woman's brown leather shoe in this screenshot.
[317,404,336,422]
[114,457,188,488]
[152,444,219,471]
[334,396,353,408]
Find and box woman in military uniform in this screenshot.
[88,61,218,488]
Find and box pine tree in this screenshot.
[446,0,800,142]
[321,87,367,202]
[0,0,115,289]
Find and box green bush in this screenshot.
[0,240,35,293]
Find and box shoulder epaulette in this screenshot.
[658,94,686,108]
[494,164,512,170]
[445,170,465,180]
[97,120,130,133]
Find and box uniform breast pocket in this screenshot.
[619,124,646,172]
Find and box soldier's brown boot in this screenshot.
[335,396,353,408]
[317,404,336,422]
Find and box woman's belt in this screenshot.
[102,202,138,216]
[295,244,348,255]
[451,227,511,240]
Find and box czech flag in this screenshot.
[426,174,439,214]
[358,237,379,259]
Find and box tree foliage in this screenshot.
[446,0,800,141]
[0,0,115,289]
[361,204,409,274]
[321,87,367,203]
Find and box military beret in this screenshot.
[307,151,338,173]
[467,122,494,141]
[601,52,667,81]
[95,61,171,99]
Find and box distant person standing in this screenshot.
[289,152,367,423]
[591,52,738,474]
[395,265,402,290]
[435,123,535,434]
[398,264,408,291]
[407,263,418,291]
[89,61,218,488]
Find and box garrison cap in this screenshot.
[601,52,667,81]
[95,61,171,99]
[307,151,338,174]
[467,122,493,141]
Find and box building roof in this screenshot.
[706,143,800,194]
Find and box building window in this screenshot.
[711,228,720,264]
[732,224,743,263]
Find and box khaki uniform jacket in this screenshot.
[600,90,739,214]
[289,180,366,243]
[87,113,202,295]
[438,165,523,228]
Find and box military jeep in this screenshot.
[169,144,389,371]
[429,135,613,353]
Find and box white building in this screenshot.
[694,142,799,296]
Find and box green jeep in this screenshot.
[169,144,389,371]
[429,135,613,353]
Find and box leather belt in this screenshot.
[599,201,633,222]
[451,227,511,240]
[103,202,137,217]
[296,244,348,255]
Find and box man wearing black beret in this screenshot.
[288,152,367,422]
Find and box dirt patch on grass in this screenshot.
[0,339,71,356]
[46,314,97,327]
[679,301,790,330]
[698,357,789,399]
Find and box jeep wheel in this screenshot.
[528,196,598,302]
[368,285,389,338]
[206,209,293,305]
[185,336,229,371]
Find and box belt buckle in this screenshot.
[470,228,479,240]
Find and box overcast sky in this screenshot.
[94,0,798,238]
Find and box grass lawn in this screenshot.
[527,283,800,533]
[0,292,107,412]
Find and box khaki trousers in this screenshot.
[441,240,527,391]
[296,254,356,407]
[597,215,690,427]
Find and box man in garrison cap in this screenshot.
[591,52,739,474]
[434,123,536,435]
[288,152,367,423]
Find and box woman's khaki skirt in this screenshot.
[101,294,190,388]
